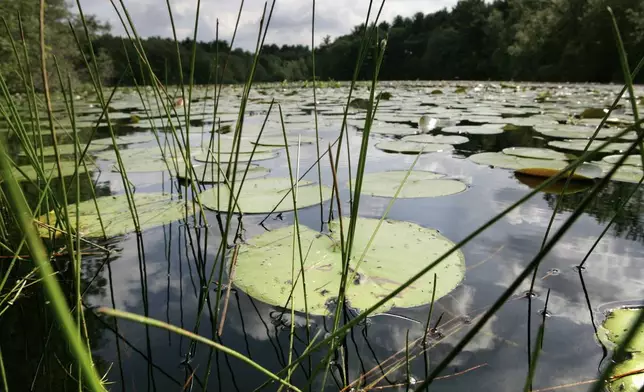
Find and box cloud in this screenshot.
[76,0,459,50]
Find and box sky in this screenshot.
[76,0,458,50]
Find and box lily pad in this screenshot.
[234,217,465,315]
[194,150,279,163]
[19,143,107,157]
[602,155,643,167]
[502,147,571,161]
[535,124,623,139]
[595,162,644,184]
[174,163,269,183]
[548,140,636,153]
[600,308,644,392]
[370,126,419,137]
[514,173,592,195]
[402,134,469,145]
[375,141,454,154]
[37,193,192,238]
[469,152,602,179]
[359,171,467,198]
[252,134,318,147]
[442,125,505,135]
[93,134,154,145]
[6,161,89,182]
[199,178,331,214]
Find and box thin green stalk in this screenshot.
[0,346,8,392]
[523,289,550,392]
[0,127,104,392]
[310,0,324,223]
[278,105,311,336]
[97,307,302,392]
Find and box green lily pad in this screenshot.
[595,162,644,184]
[206,137,276,154]
[608,353,644,392]
[535,125,623,139]
[110,156,186,173]
[93,134,154,146]
[194,150,279,163]
[502,147,571,161]
[19,143,107,157]
[199,178,331,214]
[375,141,454,154]
[402,134,469,145]
[600,308,644,392]
[174,163,269,183]
[37,193,192,238]
[370,126,419,137]
[458,116,507,125]
[442,125,505,135]
[359,171,467,198]
[252,134,318,147]
[95,147,173,162]
[579,107,607,119]
[234,217,465,315]
[602,155,643,167]
[470,152,602,179]
[548,140,636,153]
[6,161,89,182]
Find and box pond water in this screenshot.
[2,81,644,391]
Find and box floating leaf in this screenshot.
[359,170,467,198]
[430,89,443,95]
[535,124,623,139]
[548,140,635,153]
[19,143,107,157]
[349,98,370,110]
[252,134,318,147]
[470,152,601,179]
[37,193,192,238]
[514,173,592,195]
[375,140,454,154]
[234,217,465,315]
[93,134,154,145]
[600,308,644,392]
[110,157,185,173]
[194,150,279,163]
[370,126,419,137]
[602,155,643,167]
[5,161,89,182]
[402,134,469,145]
[199,178,331,214]
[376,91,392,100]
[579,107,607,119]
[442,125,505,135]
[595,162,644,184]
[502,147,571,161]
[174,163,269,183]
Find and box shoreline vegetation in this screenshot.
[1,0,644,93]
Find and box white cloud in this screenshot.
[76,0,459,50]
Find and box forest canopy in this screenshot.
[1,0,643,91]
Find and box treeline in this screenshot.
[91,37,313,85]
[317,0,644,83]
[2,0,644,92]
